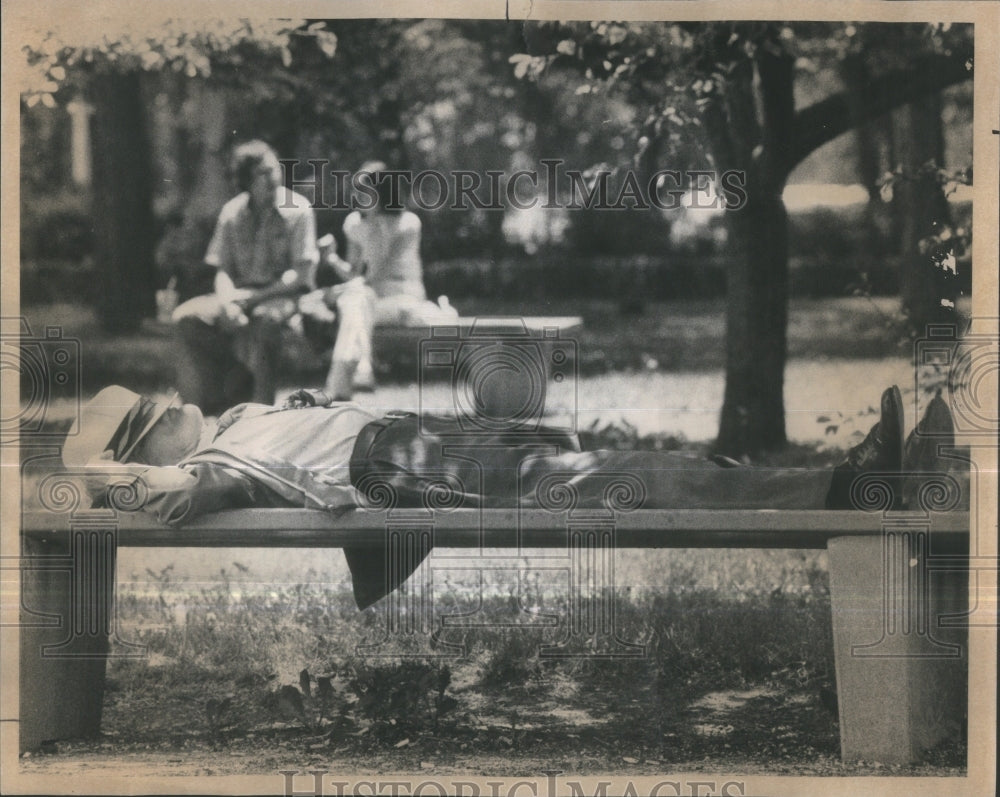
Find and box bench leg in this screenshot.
[18,517,142,752]
[827,533,967,764]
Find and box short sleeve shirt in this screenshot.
[205,187,319,288]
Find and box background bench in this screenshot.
[287,314,585,387]
[365,315,584,376]
[18,502,969,764]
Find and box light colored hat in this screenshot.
[62,385,174,467]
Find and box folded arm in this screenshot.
[91,461,261,525]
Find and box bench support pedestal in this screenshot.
[19,534,112,752]
[827,533,967,764]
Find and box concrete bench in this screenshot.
[366,315,585,375]
[372,315,584,347]
[285,314,585,390]
[175,314,585,407]
[17,488,970,764]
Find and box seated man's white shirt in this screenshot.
[206,186,318,287]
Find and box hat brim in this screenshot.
[118,391,178,462]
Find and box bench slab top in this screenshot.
[22,508,971,550]
[374,317,584,334]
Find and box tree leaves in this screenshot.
[556,39,577,57]
[508,53,550,81]
[17,17,338,106]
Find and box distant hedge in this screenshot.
[19,250,908,306]
[20,200,973,305]
[421,252,906,302]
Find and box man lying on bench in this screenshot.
[62,379,953,609]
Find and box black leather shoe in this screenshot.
[846,385,904,473]
[902,390,954,473]
[825,386,904,510]
[901,390,957,510]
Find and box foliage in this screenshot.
[514,20,972,192]
[879,165,973,300]
[344,660,454,740]
[19,17,338,106]
[510,19,973,458]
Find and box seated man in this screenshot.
[171,140,319,413]
[63,381,951,611]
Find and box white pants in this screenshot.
[316,280,457,397]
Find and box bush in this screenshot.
[562,204,673,256]
[420,205,508,262]
[20,190,94,262]
[787,204,901,297]
[424,252,728,302]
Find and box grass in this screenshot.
[85,541,964,776]
[99,553,841,762]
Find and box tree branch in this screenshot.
[787,53,971,176]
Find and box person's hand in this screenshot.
[298,289,337,322]
[218,300,249,331]
[282,388,333,409]
[327,255,355,284]
[81,450,117,499]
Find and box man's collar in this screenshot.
[246,186,283,216]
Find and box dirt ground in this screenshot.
[19,667,965,780]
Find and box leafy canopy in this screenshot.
[19,16,338,106]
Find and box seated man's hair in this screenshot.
[232,140,281,192]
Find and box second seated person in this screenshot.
[321,161,457,399]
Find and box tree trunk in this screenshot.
[841,54,893,253]
[712,46,793,458]
[89,72,157,333]
[182,81,233,223]
[715,175,790,457]
[705,41,969,457]
[373,91,409,170]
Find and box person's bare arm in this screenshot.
[213,270,251,328]
[318,234,358,283]
[205,212,253,326]
[343,212,367,277]
[234,269,307,312]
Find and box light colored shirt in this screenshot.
[205,187,319,287]
[113,403,377,524]
[343,210,425,300]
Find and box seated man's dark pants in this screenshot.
[174,317,255,415]
[175,314,286,413]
